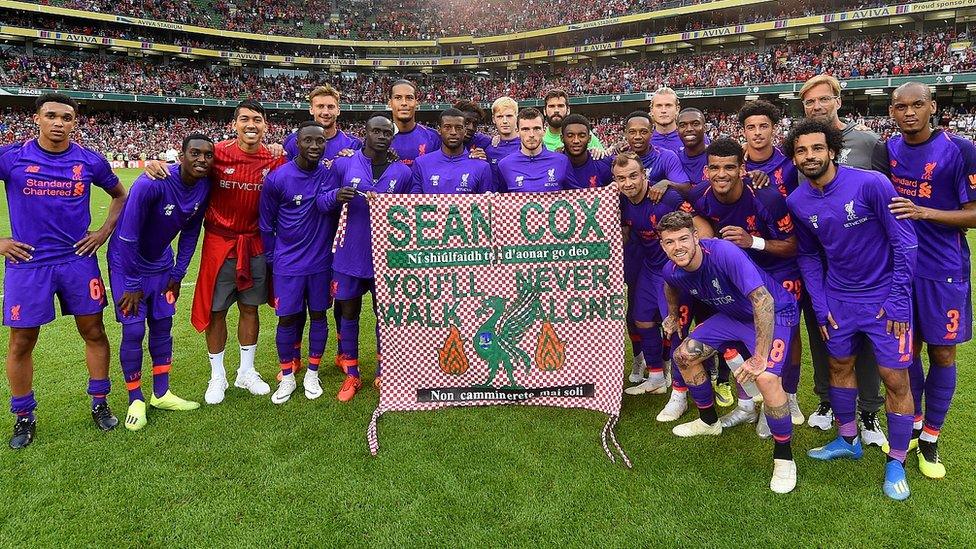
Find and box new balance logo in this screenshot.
[292,194,303,206]
[163,204,175,216]
[24,165,40,174]
[515,175,524,187]
[430,175,440,186]
[809,215,819,229]
[223,167,235,175]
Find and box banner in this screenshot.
[366,187,630,465]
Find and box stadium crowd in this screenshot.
[27,0,884,39]
[1,28,970,104]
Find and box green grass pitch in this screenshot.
[0,168,974,546]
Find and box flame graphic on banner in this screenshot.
[535,321,566,371]
[437,326,470,375]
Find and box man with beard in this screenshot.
[389,80,441,166]
[785,119,917,501]
[877,82,976,479]
[542,89,603,152]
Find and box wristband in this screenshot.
[750,236,766,251]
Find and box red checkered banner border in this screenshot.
[366,187,630,466]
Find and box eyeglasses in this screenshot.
[802,95,839,107]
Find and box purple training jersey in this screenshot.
[568,153,613,189]
[496,147,578,192]
[651,129,684,153]
[0,139,120,268]
[260,160,339,276]
[693,183,799,280]
[324,150,412,278]
[391,123,441,167]
[787,165,917,324]
[485,136,520,167]
[746,147,798,196]
[410,149,495,194]
[886,130,976,282]
[283,129,363,162]
[107,164,208,291]
[664,238,798,324]
[621,188,695,272]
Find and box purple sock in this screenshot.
[333,305,343,354]
[886,412,914,462]
[636,326,664,372]
[293,311,307,363]
[686,376,717,423]
[765,410,793,444]
[147,317,173,398]
[120,322,146,403]
[10,392,37,422]
[275,323,298,374]
[923,362,957,437]
[828,386,858,438]
[908,355,925,418]
[671,361,686,389]
[87,378,110,408]
[340,316,360,357]
[782,360,800,395]
[307,316,327,372]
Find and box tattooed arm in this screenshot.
[662,281,682,339]
[738,285,775,383]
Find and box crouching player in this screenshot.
[659,211,799,494]
[260,122,344,403]
[108,133,213,430]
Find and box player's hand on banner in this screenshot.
[878,307,909,338]
[74,228,111,256]
[337,187,357,203]
[737,355,767,384]
[888,197,927,220]
[267,143,285,158]
[647,180,670,202]
[662,315,680,339]
[820,312,839,341]
[144,160,168,180]
[118,290,144,318]
[747,169,770,189]
[165,278,181,301]
[0,237,33,263]
[719,225,753,248]
[468,147,487,161]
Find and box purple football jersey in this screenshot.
[787,165,917,324]
[108,164,208,291]
[391,123,441,167]
[410,149,494,194]
[746,147,798,196]
[260,160,339,276]
[664,238,797,323]
[651,129,683,153]
[568,153,614,189]
[640,146,688,184]
[887,130,976,281]
[485,136,520,167]
[0,139,119,267]
[323,151,412,278]
[621,188,695,272]
[693,183,799,279]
